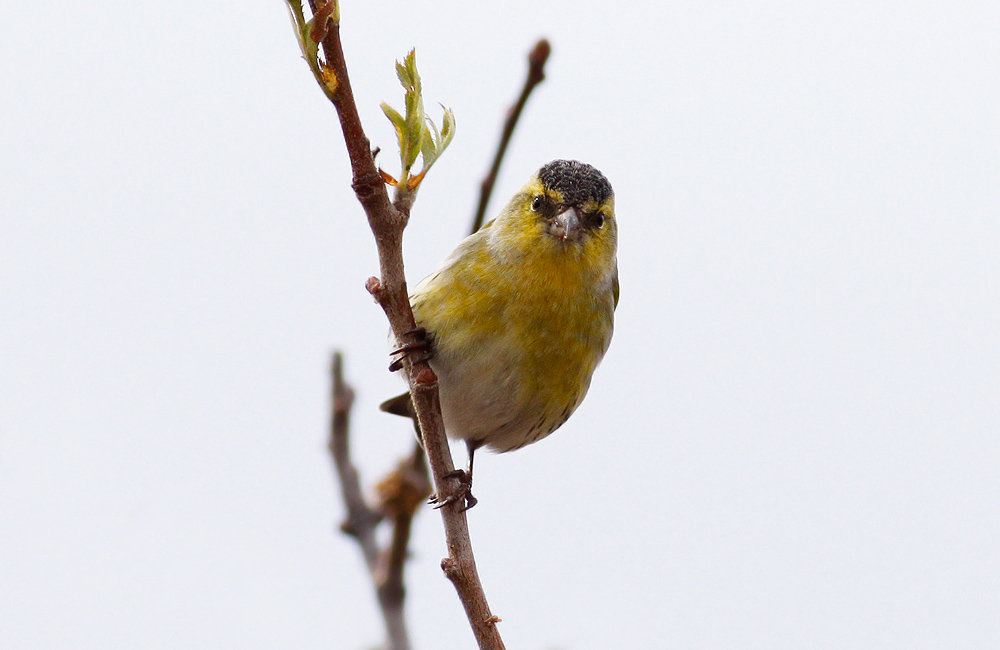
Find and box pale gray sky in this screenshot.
[2,1,998,649]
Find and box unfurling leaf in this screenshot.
[380,50,456,205]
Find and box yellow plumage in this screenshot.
[385,160,618,456]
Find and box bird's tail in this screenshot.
[379,392,415,418]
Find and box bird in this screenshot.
[381,159,618,508]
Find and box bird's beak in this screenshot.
[550,207,581,241]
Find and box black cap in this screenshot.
[538,160,612,206]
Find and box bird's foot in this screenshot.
[388,327,433,372]
[429,468,478,511]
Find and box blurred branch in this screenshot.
[330,353,433,650]
[288,2,506,648]
[329,352,380,567]
[375,441,432,629]
[329,353,403,650]
[470,38,551,234]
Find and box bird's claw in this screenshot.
[389,327,433,372]
[429,468,477,511]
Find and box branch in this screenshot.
[329,352,380,570]
[470,38,551,234]
[331,352,420,650]
[374,441,431,646]
[291,3,506,648]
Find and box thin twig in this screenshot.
[374,442,432,650]
[470,38,551,234]
[330,353,408,650]
[330,355,432,650]
[376,441,431,617]
[329,351,380,569]
[300,4,506,649]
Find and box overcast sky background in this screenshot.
[2,1,998,648]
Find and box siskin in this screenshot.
[382,160,618,507]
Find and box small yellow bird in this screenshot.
[382,160,617,507]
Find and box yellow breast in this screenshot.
[410,202,617,452]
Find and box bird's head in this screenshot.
[490,160,616,265]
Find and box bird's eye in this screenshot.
[592,213,605,229]
[531,196,543,212]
